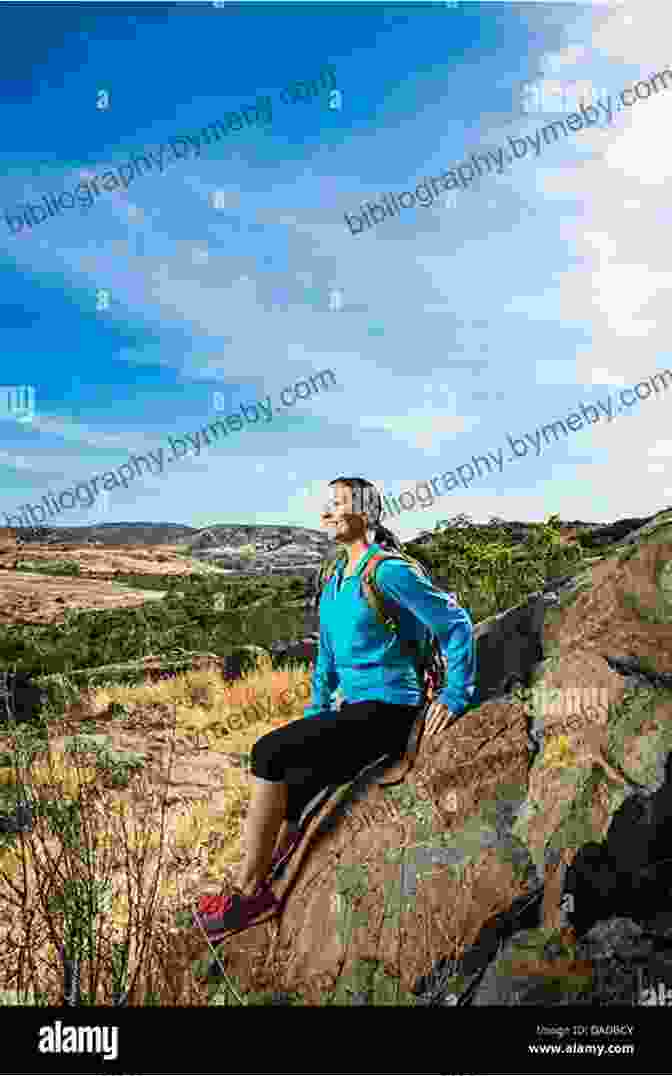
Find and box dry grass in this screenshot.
[88,648,310,747]
[0,650,314,1005]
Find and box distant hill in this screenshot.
[10,517,607,548]
[12,522,196,546]
[9,511,670,582]
[10,522,338,579]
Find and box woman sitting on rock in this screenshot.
[195,476,478,935]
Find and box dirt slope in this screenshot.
[0,572,166,625]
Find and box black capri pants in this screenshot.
[250,699,420,824]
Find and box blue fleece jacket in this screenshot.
[304,544,478,719]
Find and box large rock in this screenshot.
[0,671,48,724]
[468,925,593,1005]
[204,683,538,1004]
[411,883,545,1004]
[472,591,546,702]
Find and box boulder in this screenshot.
[0,670,48,724]
[412,883,544,1004]
[470,925,593,1005]
[0,800,34,835]
[570,916,672,1005]
[472,590,546,703]
[201,684,537,1004]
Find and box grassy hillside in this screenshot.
[0,572,311,682]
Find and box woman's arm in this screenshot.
[304,619,340,718]
[375,561,478,716]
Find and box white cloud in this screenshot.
[603,90,672,187]
[591,2,671,65]
[359,407,481,456]
[589,368,628,386]
[648,438,672,459]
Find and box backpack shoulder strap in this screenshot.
[359,551,409,630]
[360,551,431,623]
[360,549,428,581]
[313,551,347,609]
[360,551,433,677]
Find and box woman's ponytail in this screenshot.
[373,523,403,552]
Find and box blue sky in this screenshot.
[1,0,670,542]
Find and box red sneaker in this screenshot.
[194,882,279,941]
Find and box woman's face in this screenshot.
[320,483,361,540]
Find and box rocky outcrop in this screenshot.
[197,547,326,579]
[186,525,336,581]
[0,670,48,723]
[472,590,547,702]
[182,506,672,1006]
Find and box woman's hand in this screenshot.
[424,700,455,738]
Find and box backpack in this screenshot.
[313,548,457,705]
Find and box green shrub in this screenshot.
[14,560,81,576]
